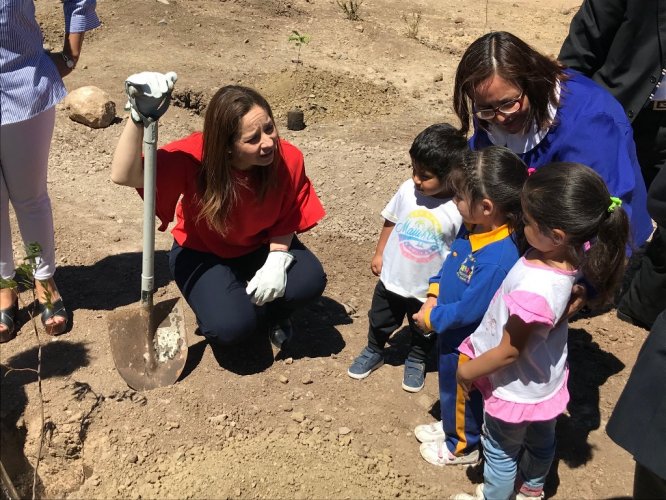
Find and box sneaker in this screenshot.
[450,484,484,500]
[414,420,445,443]
[516,486,544,499]
[269,319,294,350]
[616,308,651,330]
[419,440,480,466]
[402,358,426,392]
[347,347,384,380]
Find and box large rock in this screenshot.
[64,86,116,129]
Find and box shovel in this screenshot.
[108,74,188,391]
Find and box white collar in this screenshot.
[485,80,561,154]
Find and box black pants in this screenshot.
[168,237,326,345]
[367,280,435,362]
[619,108,666,328]
[634,462,666,500]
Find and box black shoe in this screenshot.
[616,309,651,330]
[269,319,294,350]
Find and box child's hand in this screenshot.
[370,253,383,276]
[412,307,430,331]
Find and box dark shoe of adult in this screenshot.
[616,309,651,331]
[269,319,294,350]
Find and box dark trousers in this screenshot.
[634,462,666,500]
[366,280,435,362]
[619,226,666,328]
[168,237,326,345]
[619,108,666,328]
[439,346,483,455]
[633,108,666,190]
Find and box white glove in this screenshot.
[124,71,177,122]
[246,251,295,306]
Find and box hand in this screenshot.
[125,71,178,122]
[565,284,588,319]
[412,304,432,332]
[370,253,382,276]
[47,51,75,78]
[245,251,295,306]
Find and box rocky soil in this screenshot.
[1,0,649,498]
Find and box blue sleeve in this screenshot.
[557,111,641,234]
[63,0,100,33]
[428,264,507,334]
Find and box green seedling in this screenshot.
[288,30,311,65]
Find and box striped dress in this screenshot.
[0,0,100,125]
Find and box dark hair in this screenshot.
[453,31,567,135]
[453,146,529,252]
[409,123,469,179]
[198,85,278,234]
[522,163,629,306]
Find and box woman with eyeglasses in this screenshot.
[453,31,653,252]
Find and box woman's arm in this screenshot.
[456,315,534,396]
[371,220,395,276]
[110,119,145,188]
[269,233,295,252]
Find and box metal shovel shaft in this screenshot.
[141,120,158,309]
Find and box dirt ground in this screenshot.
[0,0,652,498]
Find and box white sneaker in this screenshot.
[414,420,445,443]
[419,440,480,466]
[450,484,484,500]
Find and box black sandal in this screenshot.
[0,298,18,343]
[37,297,68,336]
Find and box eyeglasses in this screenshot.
[473,92,524,120]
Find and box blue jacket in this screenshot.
[471,70,653,250]
[425,224,520,350]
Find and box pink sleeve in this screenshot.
[503,290,555,327]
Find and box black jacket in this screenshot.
[606,310,666,479]
[559,0,666,121]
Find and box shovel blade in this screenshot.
[108,297,188,391]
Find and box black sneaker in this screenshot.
[616,309,651,330]
[269,319,294,350]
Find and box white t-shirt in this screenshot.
[469,255,577,403]
[379,180,462,301]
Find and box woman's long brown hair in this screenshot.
[197,85,278,234]
[453,31,567,136]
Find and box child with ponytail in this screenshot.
[453,162,629,500]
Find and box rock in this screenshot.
[64,86,116,129]
[301,375,313,385]
[279,375,289,384]
[338,426,352,435]
[433,73,444,83]
[291,412,305,423]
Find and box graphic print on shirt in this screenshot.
[395,209,444,263]
[457,253,475,284]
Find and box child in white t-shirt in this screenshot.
[347,123,469,392]
[452,163,629,500]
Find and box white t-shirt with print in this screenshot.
[469,256,577,403]
[380,180,462,301]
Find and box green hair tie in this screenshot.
[608,196,623,213]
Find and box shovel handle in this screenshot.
[141,120,158,308]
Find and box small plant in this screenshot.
[336,0,362,21]
[288,30,311,65]
[0,242,49,500]
[402,10,422,39]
